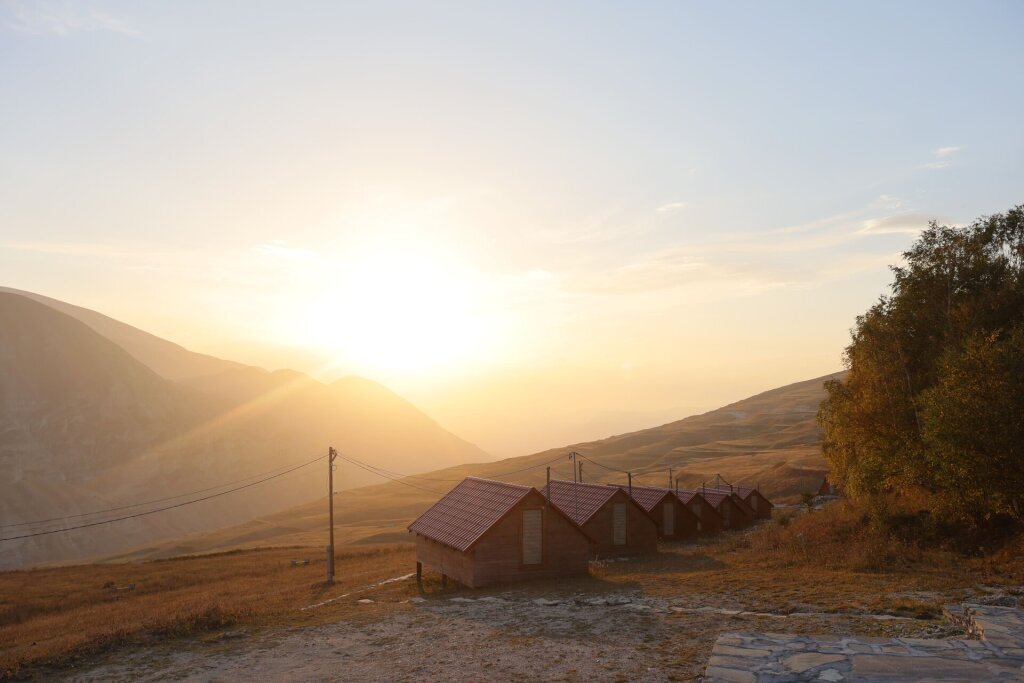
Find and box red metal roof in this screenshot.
[680,488,732,509]
[676,489,699,504]
[605,484,672,513]
[408,477,532,552]
[543,480,621,526]
[704,484,766,500]
[702,486,766,513]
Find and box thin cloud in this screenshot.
[656,202,686,213]
[253,241,314,260]
[859,213,943,235]
[934,146,961,158]
[3,1,139,36]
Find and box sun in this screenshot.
[300,242,496,378]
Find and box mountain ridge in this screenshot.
[113,373,839,561]
[0,289,490,568]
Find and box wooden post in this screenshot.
[628,472,632,499]
[327,446,338,584]
[546,467,551,503]
[416,561,423,590]
[668,467,673,490]
[578,462,584,483]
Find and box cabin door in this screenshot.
[663,502,674,536]
[522,509,543,565]
[612,502,627,545]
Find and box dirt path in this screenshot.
[64,581,956,682]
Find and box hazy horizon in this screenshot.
[3,1,1023,455]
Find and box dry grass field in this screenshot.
[6,503,1024,681]
[0,544,417,679]
[108,375,837,564]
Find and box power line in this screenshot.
[577,454,630,474]
[484,453,569,477]
[337,451,572,496]
[2,450,326,530]
[338,455,464,483]
[337,454,447,495]
[0,454,327,543]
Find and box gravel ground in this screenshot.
[62,583,958,683]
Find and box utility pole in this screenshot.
[674,476,679,495]
[569,451,579,483]
[668,467,673,490]
[546,466,551,503]
[628,471,632,499]
[578,462,584,483]
[327,446,338,584]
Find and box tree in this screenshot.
[818,206,1024,525]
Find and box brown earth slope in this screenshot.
[119,373,839,560]
[0,292,488,568]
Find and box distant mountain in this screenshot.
[119,374,840,560]
[0,286,245,382]
[0,290,488,568]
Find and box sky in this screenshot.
[2,1,1023,456]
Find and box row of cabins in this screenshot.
[408,477,773,588]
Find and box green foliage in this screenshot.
[819,206,1024,526]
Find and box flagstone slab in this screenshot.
[703,604,1024,683]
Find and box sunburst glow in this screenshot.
[295,241,498,377]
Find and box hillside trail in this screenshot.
[63,579,960,682]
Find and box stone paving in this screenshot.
[703,603,1024,682]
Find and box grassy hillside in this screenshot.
[0,286,245,382]
[119,373,839,560]
[7,513,1023,680]
[0,292,488,569]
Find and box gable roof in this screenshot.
[704,484,771,503]
[680,488,734,510]
[408,477,532,552]
[604,484,672,513]
[543,480,630,526]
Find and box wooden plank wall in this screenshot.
[583,489,658,558]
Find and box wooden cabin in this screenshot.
[817,476,842,497]
[408,477,594,588]
[705,485,774,520]
[609,484,700,541]
[676,490,725,535]
[543,480,659,558]
[681,489,749,530]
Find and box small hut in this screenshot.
[705,483,774,520]
[408,477,594,588]
[682,489,749,530]
[543,480,659,557]
[676,489,725,535]
[609,484,700,541]
[817,476,842,497]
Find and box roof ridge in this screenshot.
[464,475,531,488]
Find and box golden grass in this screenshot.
[0,544,419,679]
[5,508,1023,681]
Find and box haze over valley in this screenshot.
[3,3,1024,681]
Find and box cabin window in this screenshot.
[663,502,674,536]
[612,502,627,545]
[522,509,543,565]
